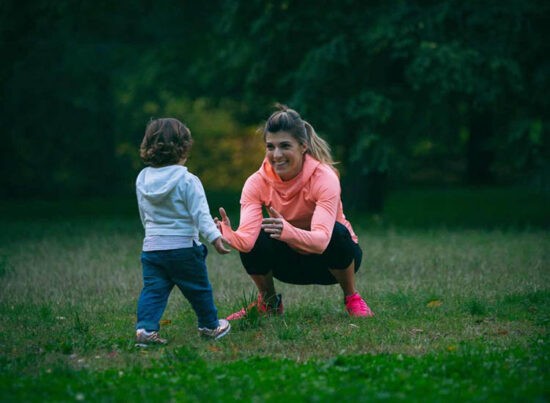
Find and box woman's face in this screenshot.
[265,131,307,181]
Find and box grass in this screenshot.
[0,187,548,401]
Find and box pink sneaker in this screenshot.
[345,293,374,317]
[227,294,283,320]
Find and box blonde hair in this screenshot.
[263,104,335,166]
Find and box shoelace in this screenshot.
[349,299,368,312]
[138,331,163,343]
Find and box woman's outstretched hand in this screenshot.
[262,207,284,239]
[214,207,231,231]
[212,236,231,254]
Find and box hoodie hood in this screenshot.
[136,165,188,203]
[258,154,320,200]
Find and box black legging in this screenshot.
[239,222,362,285]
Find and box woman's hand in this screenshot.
[262,207,285,239]
[214,207,231,231]
[212,236,231,254]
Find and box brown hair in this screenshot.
[139,118,193,167]
[263,104,335,165]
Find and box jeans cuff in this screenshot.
[136,321,159,332]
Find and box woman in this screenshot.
[216,105,374,319]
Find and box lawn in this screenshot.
[0,187,548,401]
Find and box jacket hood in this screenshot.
[136,165,188,203]
[258,154,320,199]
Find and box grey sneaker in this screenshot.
[135,329,168,347]
[198,319,231,340]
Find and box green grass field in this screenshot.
[0,187,548,401]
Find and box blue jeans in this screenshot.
[136,243,219,331]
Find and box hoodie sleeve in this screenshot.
[220,175,264,252]
[278,169,339,254]
[135,170,146,228]
[184,175,222,244]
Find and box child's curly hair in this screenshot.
[139,118,193,167]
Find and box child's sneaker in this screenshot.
[345,292,374,317]
[198,319,231,340]
[135,329,168,347]
[226,293,284,320]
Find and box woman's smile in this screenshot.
[265,131,307,181]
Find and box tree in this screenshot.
[0,0,225,197]
[210,0,549,211]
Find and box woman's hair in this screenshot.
[139,118,193,167]
[263,104,335,165]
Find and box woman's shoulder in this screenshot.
[312,162,339,182]
[309,163,340,196]
[242,170,266,193]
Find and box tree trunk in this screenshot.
[343,163,387,213]
[466,111,495,184]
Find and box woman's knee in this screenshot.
[328,222,354,250]
[324,222,357,270]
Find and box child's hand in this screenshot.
[212,236,231,254]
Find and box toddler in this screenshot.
[135,117,231,346]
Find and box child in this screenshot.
[134,117,231,346]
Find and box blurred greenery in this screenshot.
[2,187,548,230]
[1,0,548,212]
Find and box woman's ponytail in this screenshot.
[304,121,335,166]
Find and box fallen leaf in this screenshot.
[447,345,458,352]
[160,319,172,325]
[207,345,221,352]
[426,300,443,308]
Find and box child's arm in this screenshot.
[136,193,146,227]
[184,175,224,245]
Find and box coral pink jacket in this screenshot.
[220,154,358,254]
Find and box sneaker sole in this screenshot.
[214,324,231,340]
[135,341,167,347]
[200,323,231,340]
[226,309,246,320]
[226,309,284,321]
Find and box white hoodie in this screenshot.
[136,165,221,244]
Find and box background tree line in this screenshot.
[1,0,548,211]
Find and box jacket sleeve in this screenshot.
[278,170,340,254]
[185,175,222,243]
[137,194,146,228]
[220,176,264,252]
